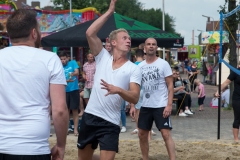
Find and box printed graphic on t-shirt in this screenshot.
[141,66,161,99]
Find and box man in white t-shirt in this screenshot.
[77,0,141,160]
[0,9,69,160]
[138,38,176,160]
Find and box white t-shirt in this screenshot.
[221,89,230,107]
[0,46,66,155]
[85,48,141,125]
[138,58,172,108]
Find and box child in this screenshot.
[194,79,206,111]
[210,93,218,108]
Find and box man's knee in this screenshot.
[138,129,149,140]
[160,129,171,141]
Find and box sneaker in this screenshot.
[131,129,138,134]
[151,130,157,136]
[121,126,126,133]
[184,109,193,115]
[179,112,188,116]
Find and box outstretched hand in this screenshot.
[101,79,120,96]
[108,0,117,12]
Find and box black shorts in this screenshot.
[77,113,120,152]
[0,153,50,160]
[138,107,172,131]
[66,90,80,110]
[198,96,205,105]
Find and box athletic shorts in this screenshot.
[83,88,92,98]
[77,113,120,152]
[198,96,205,105]
[0,153,50,160]
[138,107,172,131]
[135,89,143,110]
[66,90,80,110]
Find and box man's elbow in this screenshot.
[86,29,95,38]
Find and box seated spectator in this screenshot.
[172,69,193,116]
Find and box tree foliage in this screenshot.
[52,0,180,36]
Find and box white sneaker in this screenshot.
[179,112,188,116]
[121,126,126,133]
[184,109,193,115]
[151,130,157,136]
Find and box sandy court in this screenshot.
[49,135,240,160]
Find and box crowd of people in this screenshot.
[0,0,239,160]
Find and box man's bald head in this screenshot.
[145,38,157,45]
[144,38,158,56]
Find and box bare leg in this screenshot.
[233,128,239,142]
[72,109,79,135]
[78,144,94,160]
[138,128,149,160]
[79,91,84,116]
[100,150,116,160]
[160,129,176,160]
[84,98,89,106]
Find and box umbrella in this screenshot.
[41,13,184,48]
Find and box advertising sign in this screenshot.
[201,31,229,44]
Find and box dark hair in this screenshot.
[58,51,67,57]
[6,9,38,42]
[135,49,144,58]
[173,66,179,71]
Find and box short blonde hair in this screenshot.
[194,79,200,84]
[109,28,128,44]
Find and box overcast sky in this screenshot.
[28,0,228,45]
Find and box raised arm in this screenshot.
[86,0,117,56]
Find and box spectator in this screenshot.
[120,100,127,133]
[58,51,80,136]
[195,79,206,111]
[189,61,199,92]
[173,70,193,116]
[202,60,208,83]
[0,9,69,160]
[82,53,96,105]
[215,61,240,143]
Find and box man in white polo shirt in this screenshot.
[0,9,69,160]
[77,0,141,160]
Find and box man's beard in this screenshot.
[35,30,41,48]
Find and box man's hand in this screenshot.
[100,79,120,96]
[215,91,220,97]
[129,105,136,119]
[108,0,117,13]
[163,105,172,118]
[51,145,65,160]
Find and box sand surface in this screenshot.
[49,135,240,160]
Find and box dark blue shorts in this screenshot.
[0,153,50,160]
[198,96,205,105]
[77,113,120,152]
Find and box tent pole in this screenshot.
[218,12,223,140]
[70,0,73,60]
[162,0,165,60]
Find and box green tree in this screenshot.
[52,0,90,10]
[220,0,238,107]
[52,0,180,36]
